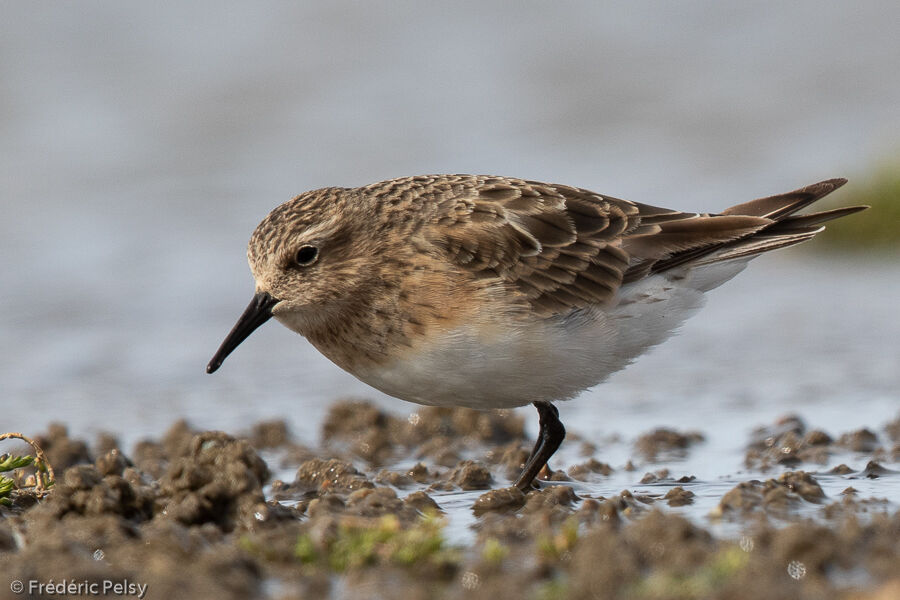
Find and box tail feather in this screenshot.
[766,205,868,233]
[693,229,821,265]
[721,178,848,219]
[632,178,867,278]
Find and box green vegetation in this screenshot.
[294,512,459,572]
[628,546,750,600]
[481,536,510,565]
[536,516,579,561]
[815,165,900,250]
[534,577,569,600]
[0,433,54,506]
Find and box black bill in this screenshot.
[206,291,280,373]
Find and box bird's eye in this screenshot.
[295,245,319,266]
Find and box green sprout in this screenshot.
[294,512,458,572]
[0,432,55,506]
[536,516,579,561]
[481,537,510,565]
[629,545,750,599]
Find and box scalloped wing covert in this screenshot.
[418,175,775,317]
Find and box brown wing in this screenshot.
[630,178,865,275]
[422,175,770,316]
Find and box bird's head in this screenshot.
[206,186,388,373]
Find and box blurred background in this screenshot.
[1,2,898,451]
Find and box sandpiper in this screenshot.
[207,175,865,490]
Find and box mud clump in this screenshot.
[95,447,131,477]
[634,427,704,461]
[567,510,715,600]
[37,463,154,522]
[746,415,894,471]
[248,419,292,449]
[320,400,399,464]
[2,427,273,600]
[524,485,579,517]
[823,492,892,521]
[714,471,826,517]
[483,441,531,481]
[745,415,834,469]
[404,490,442,514]
[408,406,526,446]
[34,423,92,471]
[837,428,881,453]
[778,471,826,501]
[568,458,613,480]
[157,431,271,531]
[294,458,374,493]
[448,460,494,490]
[884,413,900,442]
[861,460,897,479]
[3,407,900,600]
[131,419,196,478]
[473,486,526,514]
[663,486,695,506]
[319,400,527,468]
[638,468,695,484]
[564,510,900,600]
[307,486,437,523]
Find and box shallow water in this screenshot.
[1,2,898,542]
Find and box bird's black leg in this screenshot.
[513,401,566,491]
[522,436,541,470]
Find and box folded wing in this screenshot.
[425,175,865,316]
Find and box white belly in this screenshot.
[353,310,619,409]
[349,261,749,409]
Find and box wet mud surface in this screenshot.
[2,403,899,599]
